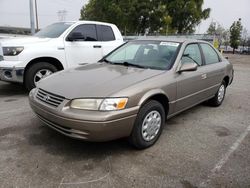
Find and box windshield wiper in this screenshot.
[100,59,146,69]
[99,58,114,64]
[121,62,146,69]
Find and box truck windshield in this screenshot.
[35,22,73,38]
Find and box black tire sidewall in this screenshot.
[129,100,165,149]
[25,62,58,91]
[208,80,227,107]
[215,81,226,105]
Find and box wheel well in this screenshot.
[24,57,64,82]
[145,94,169,118]
[223,76,230,87]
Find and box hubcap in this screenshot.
[218,85,225,103]
[141,110,161,142]
[34,69,53,85]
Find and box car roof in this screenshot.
[132,37,205,43]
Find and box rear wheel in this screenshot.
[129,100,165,149]
[25,62,58,91]
[207,81,226,107]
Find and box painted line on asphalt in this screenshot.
[58,156,111,186]
[200,124,250,187]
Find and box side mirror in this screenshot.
[67,32,85,41]
[178,62,198,73]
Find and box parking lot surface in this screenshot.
[0,54,250,188]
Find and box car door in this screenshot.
[199,43,225,98]
[64,24,103,67]
[175,43,208,112]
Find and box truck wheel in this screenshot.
[25,62,58,91]
[129,100,165,149]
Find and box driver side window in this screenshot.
[68,24,98,41]
[182,44,202,66]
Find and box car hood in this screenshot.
[37,63,164,99]
[1,36,51,46]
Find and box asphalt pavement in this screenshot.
[0,54,250,188]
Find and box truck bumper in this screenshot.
[0,66,24,83]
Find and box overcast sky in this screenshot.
[0,0,249,35]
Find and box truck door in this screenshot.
[64,24,103,67]
[96,24,121,56]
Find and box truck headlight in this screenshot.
[70,98,128,111]
[3,47,24,56]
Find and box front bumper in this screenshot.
[29,90,139,142]
[0,66,24,83]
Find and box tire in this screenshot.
[207,81,226,107]
[129,100,165,149]
[24,62,58,91]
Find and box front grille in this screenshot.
[36,88,65,107]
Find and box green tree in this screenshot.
[230,18,243,53]
[207,22,227,48]
[241,28,248,49]
[207,22,216,35]
[80,0,161,35]
[167,0,210,34]
[223,30,230,50]
[80,0,210,35]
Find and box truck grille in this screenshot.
[36,88,65,107]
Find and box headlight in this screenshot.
[99,98,128,111]
[70,98,128,111]
[3,46,24,56]
[70,99,103,110]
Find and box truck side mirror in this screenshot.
[67,32,85,41]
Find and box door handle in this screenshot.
[201,74,207,80]
[93,45,102,48]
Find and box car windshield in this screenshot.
[35,22,73,38]
[104,40,180,70]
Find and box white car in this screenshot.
[0,21,123,90]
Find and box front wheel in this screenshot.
[207,81,226,107]
[129,100,165,149]
[24,62,58,91]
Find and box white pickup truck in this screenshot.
[0,21,123,90]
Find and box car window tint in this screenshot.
[182,44,202,66]
[97,25,115,41]
[70,24,97,41]
[200,43,220,64]
[106,41,180,70]
[109,44,140,61]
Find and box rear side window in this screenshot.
[69,24,98,41]
[200,43,220,65]
[182,44,202,66]
[97,25,115,41]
